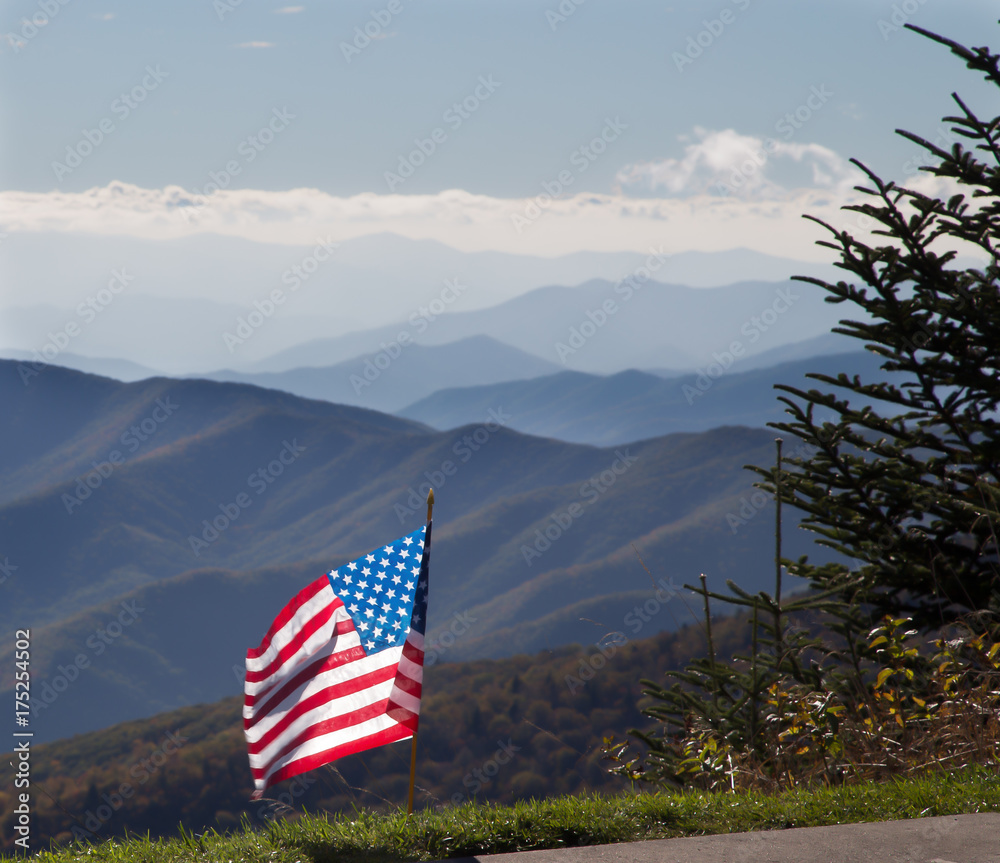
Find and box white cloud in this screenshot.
[616,127,859,199]
[0,169,978,266]
[237,41,275,49]
[1,129,968,263]
[0,181,874,261]
[274,6,305,12]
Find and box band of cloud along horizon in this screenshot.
[243,522,431,800]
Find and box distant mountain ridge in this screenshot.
[0,350,161,382]
[254,278,850,375]
[398,351,887,445]
[660,332,858,375]
[0,231,842,373]
[192,336,562,413]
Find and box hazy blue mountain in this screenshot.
[0,233,978,379]
[0,350,161,382]
[734,332,861,371]
[0,360,835,741]
[0,296,345,376]
[398,352,887,444]
[0,233,842,374]
[253,278,847,375]
[195,336,562,413]
[0,360,424,509]
[1,231,840,326]
[645,332,859,377]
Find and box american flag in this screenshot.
[244,522,430,799]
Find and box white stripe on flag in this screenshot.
[244,625,362,700]
[246,646,404,745]
[387,687,421,715]
[397,652,424,683]
[248,677,399,769]
[255,712,403,786]
[246,581,336,673]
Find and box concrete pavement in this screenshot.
[439,812,1000,863]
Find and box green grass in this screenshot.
[7,765,1000,862]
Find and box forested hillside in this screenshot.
[0,612,756,850]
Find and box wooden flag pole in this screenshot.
[407,488,434,816]
[406,728,418,817]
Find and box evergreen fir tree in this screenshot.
[606,24,1000,792]
[750,25,1000,631]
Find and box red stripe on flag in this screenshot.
[385,701,418,731]
[250,697,397,779]
[246,602,338,683]
[401,640,424,664]
[257,724,414,788]
[390,674,422,698]
[246,613,354,685]
[247,663,400,753]
[246,576,330,660]
[245,644,366,718]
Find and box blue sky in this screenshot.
[0,0,996,259]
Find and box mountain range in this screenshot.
[193,336,562,413]
[1,230,846,376]
[0,328,860,425]
[246,277,852,375]
[398,350,886,444]
[0,359,835,742]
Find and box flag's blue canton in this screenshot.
[327,525,427,656]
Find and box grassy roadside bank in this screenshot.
[7,765,999,863]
